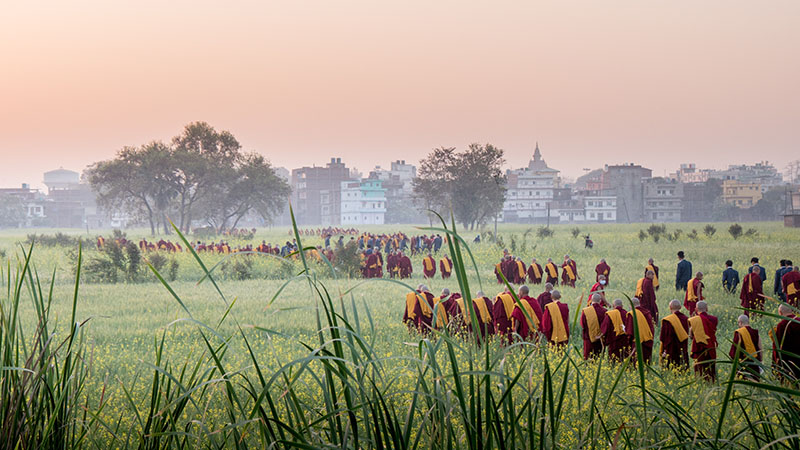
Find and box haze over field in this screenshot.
[2,1,799,189]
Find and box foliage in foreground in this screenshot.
[2,214,800,448]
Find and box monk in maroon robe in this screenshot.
[493,289,517,342]
[740,270,764,315]
[684,272,705,316]
[772,304,800,382]
[494,259,505,284]
[782,266,800,307]
[561,256,578,288]
[541,290,570,347]
[659,300,689,370]
[439,255,453,279]
[635,270,658,321]
[601,299,630,362]
[452,292,494,341]
[589,275,609,307]
[626,298,655,364]
[581,293,608,359]
[366,252,380,278]
[544,259,559,286]
[511,285,543,341]
[527,258,543,285]
[689,301,718,382]
[537,283,554,311]
[595,259,610,285]
[513,258,527,284]
[422,253,436,278]
[398,252,413,279]
[729,314,762,380]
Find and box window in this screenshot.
[590,213,596,219]
[606,212,612,219]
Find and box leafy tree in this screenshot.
[728,223,743,240]
[414,143,506,229]
[703,224,716,237]
[0,196,25,228]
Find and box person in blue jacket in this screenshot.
[675,251,693,291]
[722,260,740,294]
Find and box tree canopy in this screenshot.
[86,122,290,234]
[413,143,506,229]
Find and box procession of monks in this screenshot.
[403,252,800,384]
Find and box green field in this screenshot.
[2,221,799,448]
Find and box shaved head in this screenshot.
[519,285,529,296]
[591,293,602,304]
[669,299,681,311]
[613,299,623,308]
[737,315,750,326]
[697,301,708,312]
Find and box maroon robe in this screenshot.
[581,303,608,359]
[452,296,494,340]
[527,263,543,285]
[422,256,436,278]
[416,291,436,333]
[544,263,559,286]
[782,271,800,307]
[637,277,658,321]
[691,312,718,382]
[626,307,655,364]
[398,256,413,279]
[740,272,764,314]
[773,315,800,382]
[659,312,689,370]
[541,301,570,346]
[595,262,611,284]
[729,325,761,379]
[561,260,578,287]
[510,295,543,340]
[439,257,453,279]
[493,293,516,341]
[537,291,553,312]
[366,253,380,278]
[589,283,609,307]
[513,261,527,284]
[601,306,630,362]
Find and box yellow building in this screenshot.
[722,179,762,208]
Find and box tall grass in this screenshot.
[2,212,800,448]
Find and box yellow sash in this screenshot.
[628,309,653,342]
[582,306,601,343]
[688,316,709,344]
[531,263,541,279]
[736,327,757,357]
[417,292,432,318]
[405,292,417,320]
[497,293,515,319]
[441,258,451,273]
[496,263,502,275]
[517,261,526,278]
[434,296,449,328]
[607,309,625,336]
[546,302,568,343]
[646,264,659,288]
[514,300,540,333]
[564,264,576,281]
[788,281,798,296]
[423,257,434,272]
[686,278,699,302]
[546,263,557,278]
[663,314,688,342]
[746,274,754,293]
[635,278,645,298]
[474,297,492,323]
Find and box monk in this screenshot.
[729,314,762,380]
[595,258,611,285]
[689,301,718,382]
[494,289,517,342]
[581,293,608,359]
[403,285,434,333]
[366,251,380,278]
[541,290,570,347]
[544,258,559,286]
[527,258,543,285]
[561,255,578,287]
[601,299,630,362]
[398,252,413,279]
[511,285,543,341]
[439,254,453,279]
[626,298,655,364]
[740,268,764,316]
[537,283,554,311]
[635,270,658,321]
[645,258,660,291]
[588,275,608,307]
[422,253,436,278]
[684,272,705,316]
[659,300,689,370]
[433,288,454,331]
[782,266,800,307]
[772,304,800,382]
[453,291,494,341]
[513,257,527,284]
[495,258,506,284]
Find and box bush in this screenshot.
[222,257,254,280]
[148,253,168,273]
[536,227,554,239]
[571,227,581,238]
[638,230,647,242]
[745,228,758,238]
[333,240,363,278]
[25,232,82,247]
[168,259,180,281]
[687,229,699,240]
[510,235,517,253]
[703,224,716,237]
[729,223,743,240]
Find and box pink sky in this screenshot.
[1,1,798,189]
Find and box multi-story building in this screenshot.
[584,196,617,222]
[671,163,713,183]
[715,162,784,191]
[722,179,762,209]
[601,164,652,223]
[643,177,684,222]
[43,168,108,228]
[340,178,387,225]
[553,199,585,223]
[291,158,351,225]
[501,144,561,223]
[370,160,421,223]
[0,184,45,227]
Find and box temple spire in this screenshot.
[533,142,541,161]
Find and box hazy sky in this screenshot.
[1,1,798,189]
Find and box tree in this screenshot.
[0,195,25,228]
[414,143,507,230]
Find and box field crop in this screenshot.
[1,220,799,448]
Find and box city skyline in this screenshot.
[2,1,798,189]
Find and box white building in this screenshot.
[340,178,387,225]
[584,196,617,222]
[502,143,561,222]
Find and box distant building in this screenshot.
[43,168,108,228]
[584,195,617,222]
[671,163,712,183]
[291,158,351,225]
[553,199,585,223]
[714,162,784,191]
[722,179,762,209]
[501,143,561,222]
[785,188,800,227]
[0,184,45,227]
[643,177,684,222]
[370,160,421,224]
[340,178,387,225]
